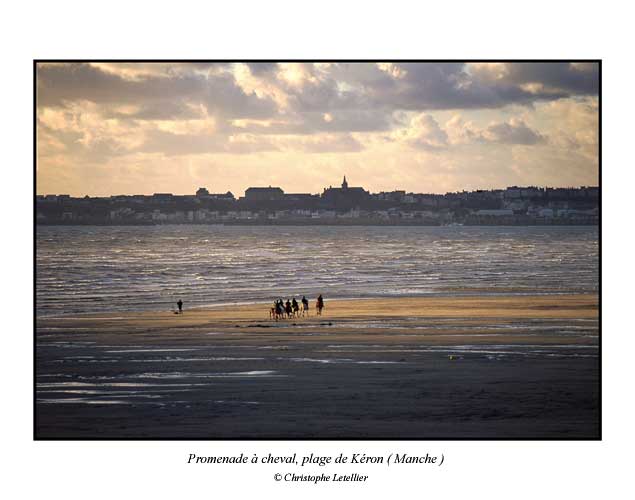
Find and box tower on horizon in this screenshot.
[342,175,348,189]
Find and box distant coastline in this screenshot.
[36,180,599,226]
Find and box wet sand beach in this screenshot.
[36,294,599,439]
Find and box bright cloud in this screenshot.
[36,62,599,196]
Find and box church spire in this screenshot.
[342,175,348,189]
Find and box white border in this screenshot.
[6,1,630,498]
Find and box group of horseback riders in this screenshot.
[270,294,324,320]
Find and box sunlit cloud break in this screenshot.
[36,61,599,196]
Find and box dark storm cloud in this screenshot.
[37,63,192,106]
[246,62,279,75]
[36,61,597,162]
[366,62,592,110]
[37,62,599,119]
[398,63,526,109]
[398,113,547,151]
[106,100,203,121]
[37,62,599,131]
[281,62,598,115]
[244,62,373,114]
[498,62,599,95]
[481,119,546,145]
[305,109,393,132]
[36,63,278,120]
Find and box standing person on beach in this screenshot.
[177,299,183,314]
[316,294,324,315]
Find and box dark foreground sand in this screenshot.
[36,295,599,439]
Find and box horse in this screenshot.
[270,301,285,321]
[269,307,278,320]
[269,297,313,320]
[316,297,324,315]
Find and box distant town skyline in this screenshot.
[36,176,599,198]
[36,180,599,226]
[36,62,599,196]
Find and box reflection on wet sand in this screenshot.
[36,295,599,439]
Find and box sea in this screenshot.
[36,225,599,317]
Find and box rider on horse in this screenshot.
[301,296,309,316]
[285,299,293,318]
[316,294,324,315]
[292,298,299,316]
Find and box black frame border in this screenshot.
[33,59,602,442]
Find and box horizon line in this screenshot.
[36,183,600,198]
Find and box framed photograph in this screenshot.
[35,61,600,440]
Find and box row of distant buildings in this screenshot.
[36,176,599,225]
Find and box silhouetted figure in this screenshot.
[285,299,292,318]
[316,294,324,315]
[270,300,278,320]
[292,298,299,317]
[177,299,183,314]
[301,296,309,316]
[275,299,283,319]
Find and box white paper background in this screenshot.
[3,1,630,498]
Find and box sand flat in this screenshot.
[36,294,599,439]
[38,293,598,327]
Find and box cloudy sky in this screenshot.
[36,62,599,196]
